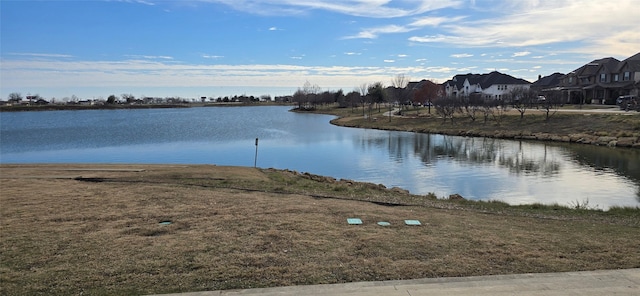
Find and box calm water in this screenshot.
[1,106,639,209]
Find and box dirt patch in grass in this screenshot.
[1,164,639,295]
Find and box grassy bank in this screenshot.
[1,164,638,295]
[309,105,640,148]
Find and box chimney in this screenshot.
[538,75,542,80]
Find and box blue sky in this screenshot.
[1,0,639,100]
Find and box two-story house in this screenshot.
[443,71,531,101]
[559,52,640,104]
[530,73,564,97]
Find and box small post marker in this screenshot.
[254,138,259,168]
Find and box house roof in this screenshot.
[617,52,640,72]
[444,71,530,89]
[531,72,564,88]
[573,57,620,77]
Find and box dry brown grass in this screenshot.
[316,105,640,142]
[1,164,639,295]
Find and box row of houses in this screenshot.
[534,52,640,104]
[438,52,640,104]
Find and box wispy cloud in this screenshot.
[125,55,174,60]
[202,54,224,59]
[409,15,466,27]
[201,0,461,18]
[113,0,155,6]
[512,51,531,57]
[343,25,414,39]
[450,53,473,58]
[408,0,639,57]
[0,57,452,91]
[8,52,73,58]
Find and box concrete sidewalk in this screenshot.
[153,268,640,296]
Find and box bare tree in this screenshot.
[482,101,494,124]
[491,99,510,125]
[433,95,459,124]
[391,74,410,112]
[508,87,535,120]
[460,93,483,122]
[391,74,409,89]
[359,83,369,117]
[8,92,23,102]
[539,90,563,121]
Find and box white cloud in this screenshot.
[343,25,414,39]
[202,0,462,18]
[384,59,395,63]
[202,55,224,59]
[450,53,473,58]
[8,52,73,58]
[408,0,639,57]
[126,55,174,60]
[512,51,531,57]
[409,15,466,27]
[408,34,457,43]
[0,57,442,94]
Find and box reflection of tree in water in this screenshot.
[416,135,561,177]
[356,132,640,199]
[559,143,640,201]
[562,143,640,181]
[357,132,562,176]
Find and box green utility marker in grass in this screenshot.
[404,220,421,226]
[347,218,362,225]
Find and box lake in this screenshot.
[1,106,638,209]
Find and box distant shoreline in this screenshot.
[0,102,294,112]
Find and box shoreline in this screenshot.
[298,105,640,149]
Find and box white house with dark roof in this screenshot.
[443,71,531,100]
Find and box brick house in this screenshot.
[559,52,640,104]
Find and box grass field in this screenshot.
[1,164,638,295]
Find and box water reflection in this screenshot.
[1,106,638,209]
[560,143,640,201]
[355,130,639,208]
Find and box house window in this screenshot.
[614,74,619,82]
[624,72,630,81]
[568,77,573,83]
[600,73,606,82]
